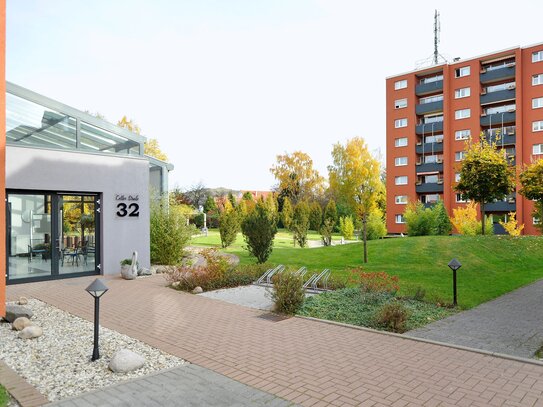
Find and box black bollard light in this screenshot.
[85,279,109,361]
[447,259,462,307]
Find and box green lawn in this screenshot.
[0,385,8,407]
[190,230,543,309]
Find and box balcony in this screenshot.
[480,88,516,105]
[416,162,444,173]
[416,100,443,115]
[480,111,515,127]
[416,142,444,154]
[480,65,515,84]
[484,133,516,146]
[416,121,443,134]
[415,80,443,96]
[416,182,444,194]
[485,201,516,212]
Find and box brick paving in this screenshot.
[7,275,543,406]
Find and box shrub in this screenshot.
[374,302,410,333]
[309,202,323,231]
[403,202,434,236]
[432,201,452,235]
[450,202,494,235]
[280,197,293,229]
[338,215,355,239]
[319,218,334,246]
[218,209,240,248]
[271,270,305,315]
[324,199,338,227]
[355,270,400,294]
[366,209,387,240]
[499,211,524,237]
[241,201,278,263]
[191,212,205,229]
[291,201,310,247]
[150,200,195,265]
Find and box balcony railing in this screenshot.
[480,88,516,105]
[415,183,444,193]
[480,65,515,84]
[416,100,443,115]
[416,121,443,134]
[415,80,443,96]
[415,162,444,173]
[416,141,444,154]
[480,111,516,127]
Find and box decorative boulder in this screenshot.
[18,297,29,305]
[137,267,152,276]
[151,265,168,274]
[18,325,43,339]
[12,317,32,331]
[109,349,145,373]
[4,305,33,323]
[192,286,203,294]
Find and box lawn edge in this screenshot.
[296,315,543,367]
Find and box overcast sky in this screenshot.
[7,0,543,191]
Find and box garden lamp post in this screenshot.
[85,278,109,361]
[447,259,461,307]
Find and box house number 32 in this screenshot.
[116,203,140,217]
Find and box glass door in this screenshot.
[7,191,100,283]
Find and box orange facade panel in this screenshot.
[0,0,6,317]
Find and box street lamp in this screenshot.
[85,278,109,361]
[447,259,462,307]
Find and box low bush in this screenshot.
[374,301,410,333]
[219,209,240,248]
[271,270,305,315]
[365,210,387,240]
[241,201,278,263]
[338,215,355,239]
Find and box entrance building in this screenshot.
[5,82,172,284]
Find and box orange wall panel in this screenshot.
[0,0,6,317]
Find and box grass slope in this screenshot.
[191,230,543,309]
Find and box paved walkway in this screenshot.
[49,364,290,407]
[407,280,543,358]
[7,275,543,406]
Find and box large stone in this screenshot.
[18,297,29,305]
[4,305,33,323]
[137,267,152,276]
[18,325,43,339]
[12,317,32,331]
[192,286,203,294]
[109,349,145,373]
[151,265,168,274]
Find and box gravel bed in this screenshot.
[0,299,186,402]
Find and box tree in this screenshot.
[242,191,254,201]
[291,201,310,247]
[455,136,515,235]
[338,215,355,239]
[519,159,543,233]
[203,195,217,213]
[219,204,240,248]
[366,208,387,240]
[227,192,237,208]
[270,151,324,204]
[280,197,293,229]
[241,201,278,263]
[324,199,338,227]
[117,116,141,134]
[183,182,208,208]
[309,202,323,231]
[499,212,524,237]
[144,138,168,161]
[432,201,452,236]
[328,137,383,263]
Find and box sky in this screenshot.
[6,0,543,191]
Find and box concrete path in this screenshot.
[407,279,543,358]
[49,364,291,407]
[8,275,543,406]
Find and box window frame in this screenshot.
[394,156,408,166]
[532,97,543,109]
[533,144,543,155]
[395,137,408,147]
[455,129,471,140]
[394,79,407,90]
[455,151,466,161]
[394,98,407,109]
[395,176,408,185]
[395,214,406,224]
[455,109,471,120]
[533,51,543,63]
[456,193,468,203]
[395,195,408,205]
[533,121,543,132]
[532,74,543,86]
[455,66,470,78]
[395,118,408,128]
[454,87,471,99]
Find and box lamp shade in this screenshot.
[448,258,462,271]
[85,278,109,298]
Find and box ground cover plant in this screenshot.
[191,230,543,309]
[0,385,8,407]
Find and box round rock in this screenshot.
[12,317,33,331]
[109,349,145,373]
[18,325,43,339]
[18,296,29,305]
[192,286,203,294]
[5,305,33,323]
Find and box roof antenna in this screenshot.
[433,10,440,65]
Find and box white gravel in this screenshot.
[0,299,185,402]
[199,285,275,310]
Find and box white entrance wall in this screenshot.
[6,145,150,275]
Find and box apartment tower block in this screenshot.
[386,43,543,235]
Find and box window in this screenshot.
[455,151,466,161]
[455,87,471,98]
[455,173,461,182]
[419,95,443,104]
[455,109,471,120]
[395,79,407,90]
[455,129,471,140]
[395,176,408,185]
[395,214,405,224]
[533,74,543,86]
[533,144,543,155]
[395,137,408,147]
[395,98,407,109]
[424,134,443,143]
[533,121,543,132]
[395,195,408,204]
[395,118,408,128]
[534,217,541,225]
[424,174,439,184]
[533,51,543,63]
[533,97,543,109]
[456,193,468,203]
[423,154,442,164]
[395,157,408,166]
[455,66,470,77]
